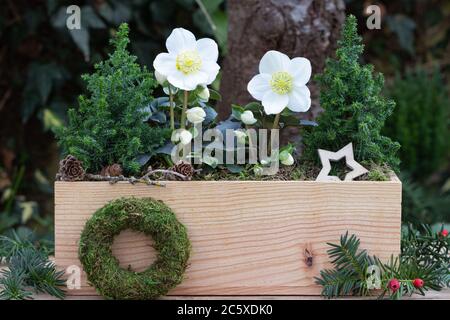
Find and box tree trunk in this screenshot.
[218,0,346,120]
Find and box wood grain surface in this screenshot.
[54,180,402,296]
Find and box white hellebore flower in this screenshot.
[279,150,294,166]
[171,129,193,145]
[186,107,206,124]
[247,50,312,115]
[153,28,220,91]
[240,110,257,125]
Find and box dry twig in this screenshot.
[85,174,165,187]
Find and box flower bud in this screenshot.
[171,129,193,145]
[254,165,264,176]
[280,151,294,166]
[241,110,257,125]
[186,107,206,124]
[179,130,193,145]
[197,86,210,101]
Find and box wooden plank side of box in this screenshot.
[54,180,401,296]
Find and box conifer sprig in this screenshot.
[0,232,65,300]
[316,225,449,300]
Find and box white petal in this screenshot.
[259,50,291,74]
[196,38,219,62]
[166,28,197,54]
[288,86,311,112]
[167,71,209,91]
[200,61,220,85]
[291,57,312,85]
[154,70,167,85]
[153,53,176,77]
[167,72,191,91]
[247,74,271,101]
[262,91,289,115]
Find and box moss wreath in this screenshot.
[78,197,190,300]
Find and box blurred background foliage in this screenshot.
[0,0,449,243]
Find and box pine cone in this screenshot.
[57,155,85,181]
[169,161,195,180]
[100,163,123,177]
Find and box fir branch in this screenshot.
[316,225,449,300]
[315,268,360,298]
[8,248,66,299]
[0,235,66,300]
[0,269,33,300]
[328,232,368,277]
[0,231,34,262]
[316,232,373,298]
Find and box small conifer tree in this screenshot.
[302,15,400,170]
[56,24,169,175]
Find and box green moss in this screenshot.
[78,197,190,300]
[190,162,392,182]
[366,164,390,181]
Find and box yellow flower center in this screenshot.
[176,50,202,75]
[270,71,293,95]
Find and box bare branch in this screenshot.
[84,174,165,187]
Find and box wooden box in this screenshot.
[54,178,401,296]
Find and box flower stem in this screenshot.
[168,86,175,130]
[272,112,281,129]
[246,125,257,162]
[180,91,189,129]
[269,112,282,155]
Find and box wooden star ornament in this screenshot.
[315,143,368,181]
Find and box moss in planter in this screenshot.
[365,164,391,181]
[78,197,190,300]
[191,162,390,182]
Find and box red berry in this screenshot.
[440,229,448,237]
[413,278,424,288]
[388,279,400,292]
